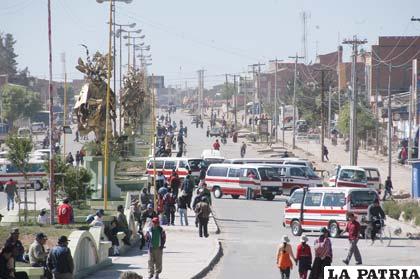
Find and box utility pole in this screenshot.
[61,53,67,157]
[328,87,332,140]
[314,68,331,162]
[243,76,247,127]
[343,36,367,165]
[269,58,284,143]
[248,63,265,132]
[225,74,229,120]
[387,63,392,179]
[233,75,238,128]
[288,54,304,149]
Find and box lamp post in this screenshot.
[126,35,145,69]
[121,29,142,69]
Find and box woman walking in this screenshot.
[296,235,312,279]
[309,228,333,279]
[276,235,296,279]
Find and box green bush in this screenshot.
[383,201,402,220]
[400,202,420,221]
[415,213,420,226]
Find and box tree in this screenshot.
[2,84,42,127]
[338,102,377,138]
[6,135,33,223]
[0,33,18,77]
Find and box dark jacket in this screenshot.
[145,226,166,251]
[367,204,385,222]
[47,245,74,274]
[178,195,188,209]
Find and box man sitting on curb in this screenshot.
[145,217,166,279]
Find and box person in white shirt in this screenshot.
[37,209,48,226]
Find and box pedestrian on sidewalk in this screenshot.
[195,196,211,238]
[240,142,247,158]
[296,235,312,279]
[213,139,220,150]
[5,179,18,211]
[79,148,85,165]
[276,235,295,279]
[145,217,166,279]
[108,220,120,256]
[309,228,332,279]
[75,151,81,167]
[47,236,74,279]
[66,152,74,166]
[206,126,210,137]
[342,213,362,265]
[323,145,329,161]
[177,193,189,226]
[383,176,393,201]
[163,190,176,226]
[181,170,194,209]
[168,170,181,199]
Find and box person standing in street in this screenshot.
[75,151,81,167]
[322,145,329,161]
[177,193,189,226]
[145,217,166,279]
[5,179,18,211]
[168,170,180,198]
[383,176,393,201]
[194,196,211,238]
[181,171,194,209]
[276,235,295,279]
[296,235,312,279]
[342,213,362,265]
[240,142,247,158]
[47,236,74,279]
[213,139,220,150]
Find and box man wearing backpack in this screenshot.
[195,196,211,238]
[182,170,194,209]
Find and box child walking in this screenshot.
[296,235,312,279]
[276,235,296,279]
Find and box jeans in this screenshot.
[179,208,188,226]
[7,193,14,211]
[280,268,290,279]
[164,206,175,225]
[345,239,362,264]
[198,217,209,237]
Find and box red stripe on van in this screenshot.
[205,177,261,186]
[336,182,367,188]
[284,208,347,214]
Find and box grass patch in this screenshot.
[383,200,420,226]
[383,201,402,219]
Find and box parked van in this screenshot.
[146,157,203,180]
[268,164,323,195]
[282,158,314,170]
[328,166,368,188]
[359,167,382,192]
[205,163,283,200]
[201,149,225,165]
[0,158,46,191]
[283,187,379,238]
[223,158,287,165]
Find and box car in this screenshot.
[209,127,221,137]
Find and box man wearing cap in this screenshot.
[145,217,166,279]
[194,196,211,238]
[47,236,74,279]
[4,228,25,262]
[29,233,49,267]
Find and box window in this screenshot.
[304,192,323,206]
[322,193,345,207]
[366,169,380,180]
[258,167,281,181]
[164,161,176,170]
[284,161,306,166]
[228,168,241,177]
[339,169,367,183]
[290,167,305,177]
[289,191,304,205]
[6,165,19,173]
[188,159,203,171]
[155,161,164,169]
[242,168,259,179]
[179,160,187,168]
[207,167,228,177]
[350,191,378,207]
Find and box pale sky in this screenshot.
[2,0,420,88]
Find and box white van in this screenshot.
[223,158,287,165]
[201,149,225,165]
[146,157,203,180]
[205,163,282,200]
[283,187,379,238]
[0,158,46,190]
[328,166,368,188]
[268,164,323,195]
[282,158,315,170]
[359,167,382,193]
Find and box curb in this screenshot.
[190,239,223,279]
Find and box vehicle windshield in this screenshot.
[288,191,304,205]
[350,190,377,207]
[188,159,203,171]
[204,158,224,165]
[302,167,318,178]
[339,169,367,183]
[258,167,281,181]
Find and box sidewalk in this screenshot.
[85,213,220,279]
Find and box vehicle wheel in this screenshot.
[291,220,303,236]
[265,194,275,201]
[231,194,240,199]
[213,187,223,199]
[329,222,340,238]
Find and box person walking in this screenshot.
[57,198,73,225]
[163,190,176,226]
[181,171,194,209]
[65,152,74,165]
[309,228,332,279]
[296,235,312,279]
[212,139,220,150]
[240,142,247,158]
[47,236,74,279]
[79,149,85,165]
[383,176,393,201]
[29,233,49,267]
[5,179,18,211]
[276,235,296,279]
[145,217,166,279]
[168,170,181,199]
[322,145,329,161]
[342,213,362,265]
[177,193,189,226]
[195,196,211,238]
[75,151,81,167]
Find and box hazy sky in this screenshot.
[2,0,420,88]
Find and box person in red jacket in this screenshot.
[57,198,73,225]
[296,235,312,279]
[212,139,220,150]
[342,212,362,265]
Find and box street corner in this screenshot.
[190,237,223,279]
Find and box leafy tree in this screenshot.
[338,102,377,138]
[0,33,18,77]
[6,135,33,223]
[2,84,42,126]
